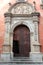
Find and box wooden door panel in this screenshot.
[13,25,30,57]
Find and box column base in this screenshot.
[30,52,42,62]
[1,53,11,61]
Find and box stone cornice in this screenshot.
[11,14,33,17]
[4,13,32,17]
[31,12,40,17]
[4,12,40,18]
[4,12,12,17]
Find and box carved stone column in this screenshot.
[29,12,42,61]
[32,12,41,52]
[2,13,12,60]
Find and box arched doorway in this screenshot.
[13,25,30,57]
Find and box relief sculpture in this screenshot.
[11,3,34,14]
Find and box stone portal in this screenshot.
[2,2,42,61]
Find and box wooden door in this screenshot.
[13,25,30,57]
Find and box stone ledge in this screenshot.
[31,12,40,17]
[33,44,41,46]
[4,12,40,17]
[4,12,12,17]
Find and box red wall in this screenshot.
[0,0,43,53]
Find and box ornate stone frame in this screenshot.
[3,2,42,61]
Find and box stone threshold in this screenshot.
[0,61,43,64]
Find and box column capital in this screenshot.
[4,12,12,17]
[32,12,40,23]
[32,12,40,17]
[4,12,12,23]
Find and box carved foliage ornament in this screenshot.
[9,3,34,14]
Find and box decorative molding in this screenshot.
[32,12,40,23]
[8,2,35,14]
[33,43,41,46]
[4,13,40,18]
[4,12,12,17]
[16,0,27,2]
[32,12,40,17]
[10,14,32,17]
[4,12,40,18]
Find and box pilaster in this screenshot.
[32,12,41,52]
[3,12,12,53]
